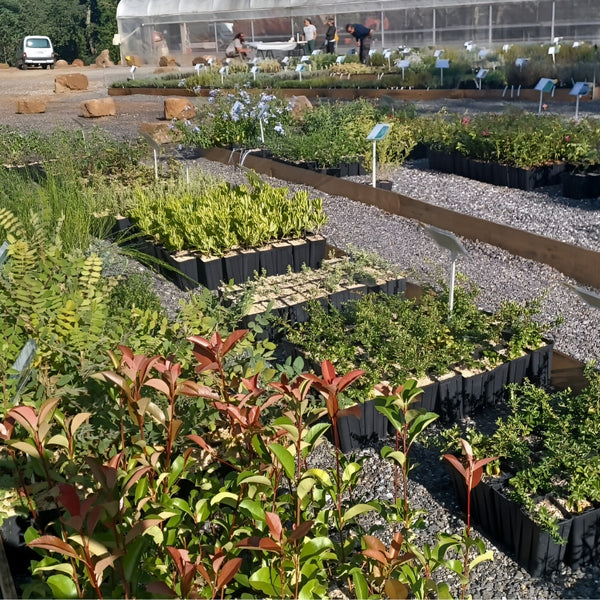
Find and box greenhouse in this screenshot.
[115,0,600,66]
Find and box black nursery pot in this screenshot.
[334,400,390,453]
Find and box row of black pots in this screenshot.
[241,276,407,329]
[333,341,553,453]
[260,153,368,178]
[561,169,600,200]
[428,150,565,191]
[112,217,326,291]
[448,464,600,576]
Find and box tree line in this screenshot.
[0,0,119,65]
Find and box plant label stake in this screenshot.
[435,58,449,87]
[257,104,268,144]
[366,124,391,188]
[219,65,228,85]
[475,68,488,90]
[396,58,410,80]
[295,63,306,81]
[423,225,468,320]
[250,65,260,80]
[535,78,555,114]
[130,64,136,80]
[570,81,590,119]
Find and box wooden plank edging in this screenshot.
[202,147,600,290]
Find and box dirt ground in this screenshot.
[0,64,169,139]
[1,63,600,141]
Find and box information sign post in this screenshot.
[366,124,391,188]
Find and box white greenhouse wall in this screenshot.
[115,0,600,66]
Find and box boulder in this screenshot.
[192,55,216,66]
[0,63,9,69]
[54,59,69,68]
[164,98,196,121]
[71,59,84,67]
[290,95,313,118]
[139,122,182,145]
[80,98,116,118]
[16,99,47,114]
[95,50,114,68]
[55,73,89,93]
[158,55,180,67]
[125,55,142,67]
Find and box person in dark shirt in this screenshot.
[324,18,336,54]
[345,23,372,65]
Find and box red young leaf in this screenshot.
[28,535,82,562]
[146,582,177,597]
[443,453,467,481]
[363,535,387,554]
[337,404,362,420]
[265,512,282,542]
[287,520,313,542]
[58,483,81,517]
[220,329,249,356]
[363,548,389,565]
[216,557,242,590]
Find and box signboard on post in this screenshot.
[366,124,391,188]
[535,77,556,113]
[570,81,590,118]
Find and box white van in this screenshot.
[16,36,55,70]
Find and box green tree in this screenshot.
[0,0,21,64]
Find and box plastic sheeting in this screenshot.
[115,0,600,66]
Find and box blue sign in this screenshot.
[366,123,391,141]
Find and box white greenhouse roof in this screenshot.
[117,0,533,21]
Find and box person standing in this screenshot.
[345,23,372,65]
[324,17,337,54]
[303,18,317,54]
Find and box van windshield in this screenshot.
[26,39,50,48]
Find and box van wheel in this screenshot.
[49,64,54,70]
[21,63,27,70]
[42,65,48,69]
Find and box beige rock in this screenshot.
[0,63,9,69]
[16,99,47,114]
[55,73,89,93]
[192,55,215,66]
[125,55,142,67]
[290,95,313,118]
[54,59,69,68]
[164,98,196,121]
[159,55,179,67]
[139,122,182,145]
[71,58,84,67]
[95,50,114,68]
[81,98,117,118]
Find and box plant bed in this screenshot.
[286,281,558,431]
[440,366,600,575]
[447,464,573,576]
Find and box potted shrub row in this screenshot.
[441,365,600,576]
[423,111,570,191]
[115,172,328,290]
[284,280,557,452]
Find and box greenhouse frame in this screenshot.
[115,0,600,66]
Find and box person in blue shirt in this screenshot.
[345,23,372,65]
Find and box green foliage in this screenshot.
[127,171,327,255]
[422,109,579,168]
[437,364,600,541]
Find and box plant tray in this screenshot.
[448,464,600,576]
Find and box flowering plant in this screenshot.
[177,89,292,149]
